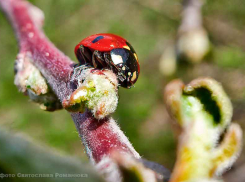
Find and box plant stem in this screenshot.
[0,0,140,164]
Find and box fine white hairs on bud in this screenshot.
[14,52,62,111]
[63,66,119,119]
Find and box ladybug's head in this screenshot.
[109,47,140,88]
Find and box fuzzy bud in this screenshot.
[14,52,62,111]
[63,66,118,119]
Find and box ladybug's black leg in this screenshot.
[92,50,107,68]
[103,52,111,66]
[77,45,92,65]
[104,52,119,72]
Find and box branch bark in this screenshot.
[0,0,139,167]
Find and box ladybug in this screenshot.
[75,33,140,88]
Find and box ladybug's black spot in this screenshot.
[92,36,104,43]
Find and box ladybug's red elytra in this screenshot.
[74,33,140,88]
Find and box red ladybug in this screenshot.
[75,33,140,88]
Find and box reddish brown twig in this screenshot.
[0,0,139,167]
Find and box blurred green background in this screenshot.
[0,0,245,176]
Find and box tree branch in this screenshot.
[0,0,139,169]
